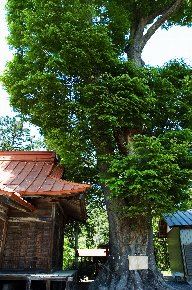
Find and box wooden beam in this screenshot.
[8,217,47,223]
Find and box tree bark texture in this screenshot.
[89,194,173,290]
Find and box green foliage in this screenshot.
[78,190,109,248]
[155,238,170,271]
[1,0,192,218]
[107,130,192,216]
[153,219,170,271]
[81,66,154,131]
[63,236,75,270]
[0,115,44,150]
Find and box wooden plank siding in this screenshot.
[0,204,8,268]
[0,198,65,273]
[2,221,52,271]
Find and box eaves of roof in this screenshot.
[0,190,35,212]
[164,209,192,227]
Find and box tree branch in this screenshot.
[142,0,184,49]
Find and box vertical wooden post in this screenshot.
[26,277,31,290]
[66,277,74,290]
[49,203,56,271]
[46,280,51,290]
[66,281,69,290]
[74,222,78,269]
[0,206,8,268]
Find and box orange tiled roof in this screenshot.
[0,151,90,198]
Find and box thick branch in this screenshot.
[142,0,184,49]
[126,0,183,67]
[125,17,147,67]
[146,2,176,25]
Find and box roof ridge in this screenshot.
[0,151,56,162]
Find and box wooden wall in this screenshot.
[0,198,66,273]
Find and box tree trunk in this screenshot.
[125,21,146,68]
[89,193,173,290]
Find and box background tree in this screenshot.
[0,115,43,150]
[153,219,170,273]
[1,0,192,289]
[63,190,109,274]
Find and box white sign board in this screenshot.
[128,256,148,270]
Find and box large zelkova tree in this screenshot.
[1,0,192,289]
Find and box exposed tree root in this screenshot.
[89,266,176,290]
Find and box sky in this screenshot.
[0,1,192,117]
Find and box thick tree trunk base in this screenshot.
[92,195,176,290]
[89,263,175,290]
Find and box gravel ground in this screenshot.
[78,278,192,289]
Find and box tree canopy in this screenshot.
[2,0,192,214]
